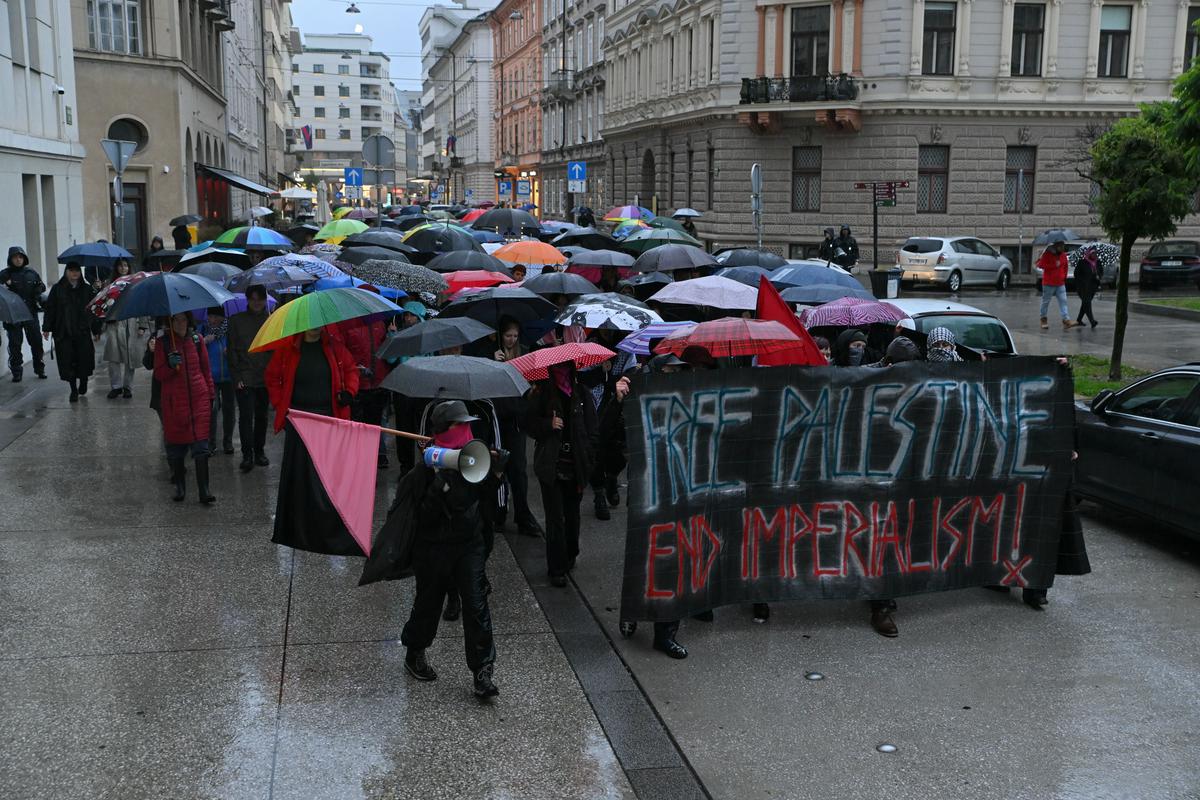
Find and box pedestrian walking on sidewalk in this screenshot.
[201,307,236,454]
[399,400,500,699]
[1074,247,1100,329]
[154,312,216,504]
[227,286,273,472]
[101,260,148,399]
[492,317,542,538]
[1037,239,1076,330]
[1,246,46,382]
[42,262,99,402]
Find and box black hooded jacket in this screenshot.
[42,273,100,339]
[0,247,46,315]
[832,329,868,367]
[836,227,859,264]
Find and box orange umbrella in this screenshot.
[446,270,515,294]
[461,209,486,223]
[493,240,567,266]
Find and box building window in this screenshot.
[339,85,350,97]
[1098,5,1131,78]
[293,85,301,96]
[314,107,325,118]
[339,130,351,140]
[338,64,350,75]
[791,146,822,212]
[107,117,149,152]
[313,64,324,74]
[292,63,299,73]
[917,145,949,213]
[1004,145,1036,213]
[1011,3,1044,77]
[706,145,715,209]
[87,0,142,55]
[315,128,326,139]
[790,6,830,77]
[313,86,325,96]
[339,108,351,119]
[1186,6,1200,66]
[922,2,956,76]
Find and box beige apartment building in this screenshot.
[602,0,1200,271]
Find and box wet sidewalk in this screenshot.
[0,374,637,799]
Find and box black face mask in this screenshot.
[847,348,865,366]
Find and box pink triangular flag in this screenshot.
[289,409,380,556]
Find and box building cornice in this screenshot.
[75,50,228,105]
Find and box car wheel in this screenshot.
[947,270,962,293]
[996,270,1011,290]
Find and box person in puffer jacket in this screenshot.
[200,307,237,455]
[154,312,216,504]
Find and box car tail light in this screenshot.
[1140,259,1151,266]
[1183,257,1200,265]
[937,254,946,265]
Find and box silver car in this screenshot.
[897,236,1014,292]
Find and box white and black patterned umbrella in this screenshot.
[555,292,663,331]
[1068,241,1119,282]
[354,259,448,294]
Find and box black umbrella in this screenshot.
[715,248,788,269]
[341,230,419,255]
[0,285,33,324]
[1033,228,1083,245]
[169,214,203,227]
[619,271,673,289]
[632,244,719,273]
[567,249,636,268]
[471,208,541,237]
[391,215,435,232]
[355,259,446,295]
[780,283,873,305]
[377,318,495,360]
[178,261,243,283]
[142,249,185,270]
[554,227,625,252]
[339,245,411,267]
[404,224,484,255]
[523,271,600,297]
[439,286,556,326]
[380,355,530,400]
[426,250,511,274]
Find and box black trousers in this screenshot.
[209,381,236,451]
[391,393,420,472]
[1076,293,1097,325]
[496,431,537,529]
[236,386,269,456]
[401,538,495,673]
[353,387,389,427]
[540,477,583,577]
[4,320,43,374]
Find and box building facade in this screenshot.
[72,0,242,260]
[262,0,297,189]
[292,33,397,206]
[443,13,496,204]
[419,3,477,196]
[539,0,607,219]
[491,0,543,209]
[223,0,265,221]
[1,0,86,285]
[602,0,1200,269]
[393,88,422,199]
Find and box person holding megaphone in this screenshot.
[400,400,507,700]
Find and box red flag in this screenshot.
[289,409,380,556]
[755,276,827,366]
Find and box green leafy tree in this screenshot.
[1089,105,1195,380]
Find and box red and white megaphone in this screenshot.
[423,439,492,484]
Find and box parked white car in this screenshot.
[897,236,1014,292]
[891,298,1018,356]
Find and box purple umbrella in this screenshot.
[798,297,909,329]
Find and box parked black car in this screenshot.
[1138,241,1200,289]
[1075,364,1200,537]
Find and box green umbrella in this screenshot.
[315,218,370,242]
[248,287,402,352]
[621,228,702,254]
[648,216,686,232]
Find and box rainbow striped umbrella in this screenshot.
[214,226,295,251]
[248,287,402,352]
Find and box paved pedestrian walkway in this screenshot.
[0,374,637,800]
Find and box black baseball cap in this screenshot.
[431,400,479,433]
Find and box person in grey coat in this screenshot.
[101,259,149,398]
[226,285,273,472]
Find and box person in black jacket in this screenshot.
[835,225,859,270]
[1,246,46,381]
[525,361,599,586]
[1074,247,1100,328]
[42,263,100,402]
[400,400,501,700]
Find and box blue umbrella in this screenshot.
[715,266,772,287]
[178,261,242,283]
[469,229,505,244]
[769,263,861,290]
[779,283,873,305]
[108,272,236,320]
[226,264,316,293]
[57,241,132,267]
[308,274,405,301]
[214,226,295,252]
[260,253,346,280]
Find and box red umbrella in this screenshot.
[653,318,808,359]
[446,270,515,294]
[86,271,156,320]
[508,342,615,381]
[798,296,908,329]
[461,209,486,223]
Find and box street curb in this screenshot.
[1130,300,1200,322]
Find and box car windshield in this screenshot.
[902,239,943,254]
[1146,242,1200,257]
[913,314,1013,353]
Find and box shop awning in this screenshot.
[195,163,274,196]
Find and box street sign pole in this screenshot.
[101,138,136,249]
[873,182,879,271]
[750,163,763,251]
[1017,169,1025,273]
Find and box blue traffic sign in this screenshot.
[516,180,531,197]
[430,190,440,201]
[465,188,474,199]
[568,161,587,181]
[498,180,512,196]
[344,167,363,187]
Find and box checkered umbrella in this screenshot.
[652,318,807,359]
[507,342,616,381]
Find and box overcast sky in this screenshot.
[289,0,497,93]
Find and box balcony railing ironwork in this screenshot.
[739,74,859,104]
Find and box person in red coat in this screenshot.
[154,312,216,504]
[1037,238,1078,330]
[266,326,362,555]
[330,316,392,467]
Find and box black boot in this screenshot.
[1022,588,1048,610]
[68,378,78,403]
[473,664,499,699]
[195,456,216,504]
[605,477,620,507]
[77,378,88,396]
[653,637,689,659]
[404,648,437,681]
[10,368,21,383]
[619,621,638,639]
[594,491,610,521]
[168,458,186,502]
[442,591,461,621]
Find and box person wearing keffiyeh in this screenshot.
[925,326,964,362]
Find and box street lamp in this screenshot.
[346,2,361,13]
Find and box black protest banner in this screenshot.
[619,358,1076,622]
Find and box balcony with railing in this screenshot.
[360,108,383,122]
[359,63,382,79]
[360,86,381,101]
[206,0,234,31]
[546,69,574,100]
[738,73,861,132]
